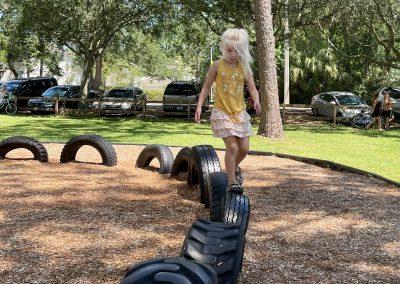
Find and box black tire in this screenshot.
[170,147,191,177]
[0,136,48,162]
[188,145,221,206]
[220,191,250,234]
[181,219,245,284]
[60,134,117,167]
[121,257,217,284]
[209,172,228,221]
[135,144,174,174]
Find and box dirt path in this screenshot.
[0,143,399,283]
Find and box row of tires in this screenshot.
[128,144,251,283]
[0,134,118,166]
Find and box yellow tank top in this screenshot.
[214,60,245,117]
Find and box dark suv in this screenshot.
[163,81,209,113]
[2,77,58,107]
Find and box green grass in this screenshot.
[1,114,399,182]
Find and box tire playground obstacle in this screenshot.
[0,137,250,284]
[60,134,117,166]
[0,136,49,162]
[125,144,251,284]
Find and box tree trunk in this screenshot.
[283,0,290,105]
[80,53,96,99]
[93,54,103,90]
[39,58,43,77]
[254,0,284,138]
[7,54,19,78]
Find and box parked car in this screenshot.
[27,85,102,113]
[163,81,209,113]
[379,87,400,118]
[92,87,146,114]
[311,92,371,122]
[2,77,58,107]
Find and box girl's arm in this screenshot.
[246,74,261,114]
[195,62,218,122]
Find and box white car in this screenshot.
[311,92,371,122]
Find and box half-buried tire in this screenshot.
[170,147,191,177]
[188,145,220,206]
[0,136,48,162]
[121,257,217,284]
[60,134,117,166]
[136,144,174,174]
[209,171,228,221]
[181,219,245,284]
[220,191,250,234]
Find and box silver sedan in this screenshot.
[311,92,371,122]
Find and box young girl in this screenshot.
[194,28,261,192]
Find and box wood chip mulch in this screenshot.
[0,143,399,283]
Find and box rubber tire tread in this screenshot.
[135,144,174,174]
[181,219,245,284]
[209,172,228,221]
[0,136,48,162]
[220,191,250,234]
[60,134,117,166]
[121,257,217,284]
[170,147,191,177]
[189,145,220,206]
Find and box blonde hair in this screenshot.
[220,28,253,79]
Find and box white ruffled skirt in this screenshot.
[210,108,253,138]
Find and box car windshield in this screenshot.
[4,82,23,92]
[106,89,133,98]
[165,85,196,96]
[42,87,70,97]
[335,95,365,105]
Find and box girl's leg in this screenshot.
[235,136,249,169]
[223,136,238,185]
[377,117,382,129]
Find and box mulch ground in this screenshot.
[0,143,399,283]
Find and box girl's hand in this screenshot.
[195,107,202,123]
[254,101,261,114]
